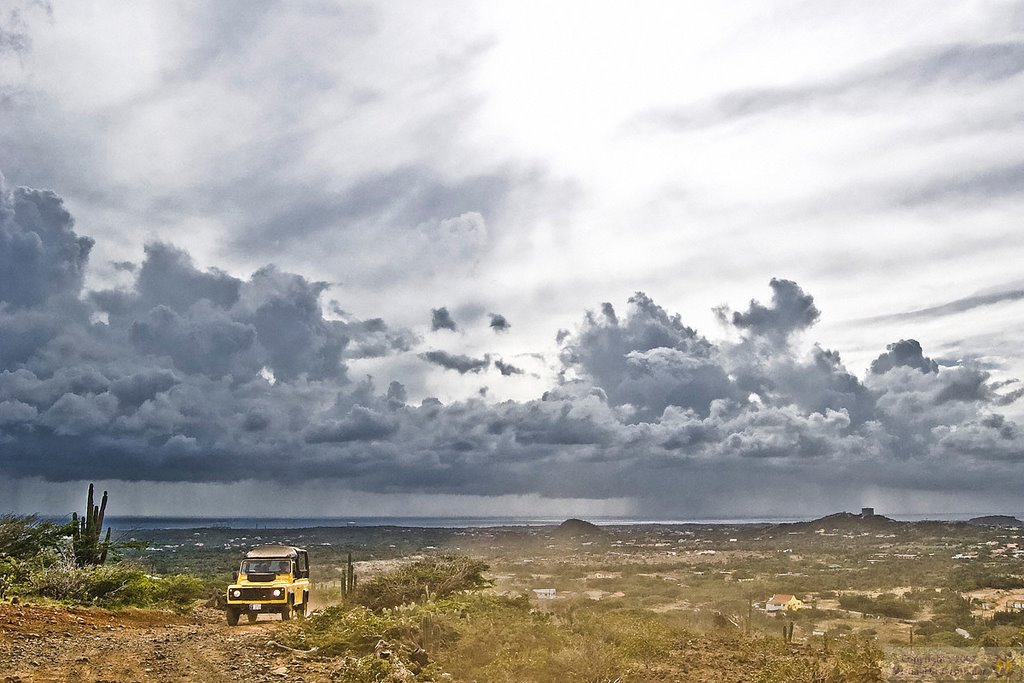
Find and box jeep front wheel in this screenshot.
[281,600,291,621]
[227,607,240,626]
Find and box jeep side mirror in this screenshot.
[232,571,239,582]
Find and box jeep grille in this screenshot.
[233,587,281,601]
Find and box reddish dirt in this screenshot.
[0,602,334,683]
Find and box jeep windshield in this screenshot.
[241,559,292,574]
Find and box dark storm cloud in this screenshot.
[870,339,939,374]
[729,344,878,426]
[304,406,397,444]
[494,359,524,376]
[134,243,241,313]
[89,246,383,383]
[642,41,1024,130]
[430,307,457,332]
[108,369,179,408]
[128,303,258,378]
[3,174,1024,511]
[561,291,734,419]
[933,366,991,404]
[326,303,419,358]
[721,278,820,345]
[386,380,407,404]
[488,312,510,332]
[112,260,137,273]
[0,177,94,307]
[419,350,489,374]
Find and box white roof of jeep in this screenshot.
[244,544,304,558]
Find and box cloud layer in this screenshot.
[2,173,1023,514]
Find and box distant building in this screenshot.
[861,507,875,518]
[766,594,804,612]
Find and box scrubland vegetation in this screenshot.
[1,513,208,610]
[9,509,1024,680]
[277,555,884,682]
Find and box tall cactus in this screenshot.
[343,552,357,597]
[71,483,111,567]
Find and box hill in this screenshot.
[554,518,606,538]
[968,515,1024,527]
[782,511,898,532]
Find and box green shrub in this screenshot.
[353,555,490,610]
[82,564,155,604]
[951,567,1024,591]
[838,593,916,619]
[0,514,72,560]
[27,556,203,609]
[301,604,424,657]
[0,556,29,599]
[154,574,206,606]
[330,653,417,683]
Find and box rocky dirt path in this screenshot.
[0,603,334,683]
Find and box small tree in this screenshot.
[0,514,68,559]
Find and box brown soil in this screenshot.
[0,602,338,683]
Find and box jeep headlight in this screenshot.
[272,589,282,597]
[232,590,241,598]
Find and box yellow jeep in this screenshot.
[225,544,310,625]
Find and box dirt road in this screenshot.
[0,603,334,683]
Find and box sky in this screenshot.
[2,0,1024,518]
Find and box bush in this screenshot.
[0,514,71,560]
[30,560,146,605]
[992,610,1024,626]
[0,556,29,599]
[755,637,883,683]
[952,567,1024,591]
[353,555,490,610]
[301,604,428,656]
[838,593,916,619]
[153,574,204,602]
[27,551,203,609]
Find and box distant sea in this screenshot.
[74,512,1018,531]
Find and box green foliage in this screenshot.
[978,624,1024,647]
[353,555,491,610]
[837,593,916,619]
[71,483,112,567]
[330,653,421,683]
[26,554,204,608]
[301,604,427,657]
[951,566,1024,591]
[993,610,1024,626]
[0,514,72,560]
[343,552,357,597]
[152,574,207,610]
[0,556,28,599]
